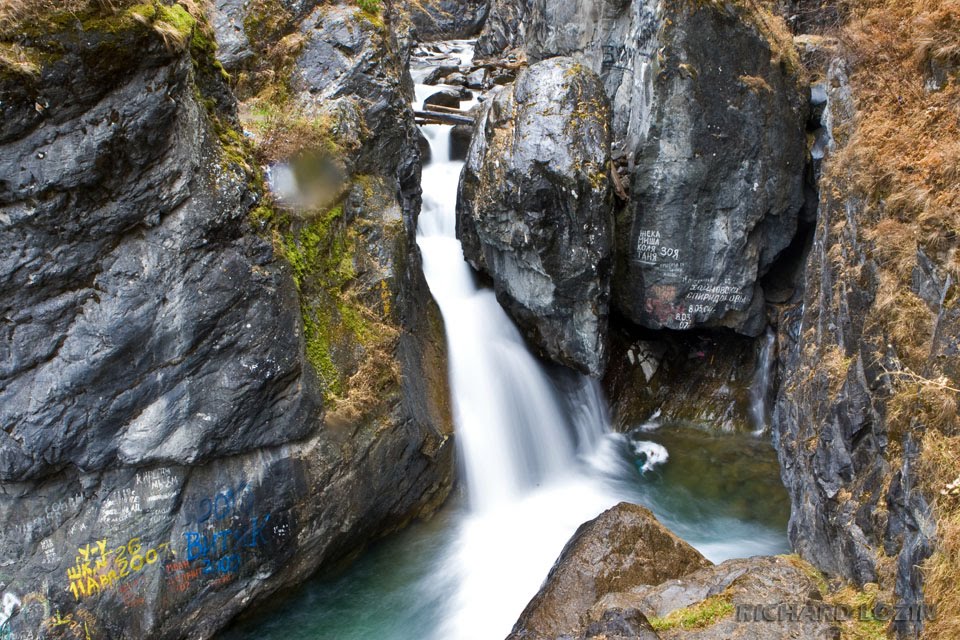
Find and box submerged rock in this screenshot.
[457,57,614,376]
[508,502,710,639]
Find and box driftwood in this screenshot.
[422,103,471,115]
[415,109,474,126]
[609,160,629,201]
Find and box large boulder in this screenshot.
[508,502,710,639]
[524,0,808,335]
[457,57,614,376]
[0,3,453,639]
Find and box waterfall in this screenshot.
[414,47,630,638]
[749,327,776,435]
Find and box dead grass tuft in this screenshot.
[918,431,960,639]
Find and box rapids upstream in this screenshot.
[220,40,790,640]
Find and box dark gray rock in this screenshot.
[423,87,462,109]
[457,58,614,376]
[475,0,528,59]
[209,0,317,73]
[449,122,473,161]
[0,23,318,484]
[772,57,882,588]
[401,0,490,41]
[209,0,254,69]
[464,66,487,89]
[0,5,453,640]
[524,0,808,336]
[508,502,710,640]
[422,63,460,85]
[292,4,416,179]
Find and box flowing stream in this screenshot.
[221,41,790,640]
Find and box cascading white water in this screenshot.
[414,47,636,638]
[409,42,788,639]
[749,327,777,435]
[219,40,793,640]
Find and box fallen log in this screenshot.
[422,103,473,116]
[414,109,474,126]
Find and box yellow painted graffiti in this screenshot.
[65,537,174,601]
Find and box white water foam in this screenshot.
[416,119,629,639]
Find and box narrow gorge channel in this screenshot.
[220,41,790,640]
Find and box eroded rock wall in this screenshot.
[524,0,808,335]
[0,3,453,638]
[457,58,614,376]
[773,55,947,637]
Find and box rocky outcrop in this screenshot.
[525,0,807,335]
[601,555,834,640]
[400,0,489,41]
[508,502,709,639]
[507,505,834,640]
[474,0,527,59]
[773,55,943,637]
[469,0,809,338]
[0,3,452,639]
[456,57,613,376]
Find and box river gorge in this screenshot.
[0,1,956,639]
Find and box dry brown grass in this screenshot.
[828,0,960,370]
[821,3,960,634]
[918,431,960,639]
[831,0,960,263]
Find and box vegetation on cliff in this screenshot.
[812,0,959,636]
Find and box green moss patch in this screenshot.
[649,594,735,631]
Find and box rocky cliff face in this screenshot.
[0,2,452,639]
[457,57,613,376]
[470,0,809,337]
[400,0,489,40]
[773,51,950,638]
[474,0,527,59]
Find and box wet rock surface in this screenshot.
[508,502,710,639]
[471,0,808,336]
[401,0,489,41]
[456,57,614,376]
[0,4,452,639]
[603,328,767,432]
